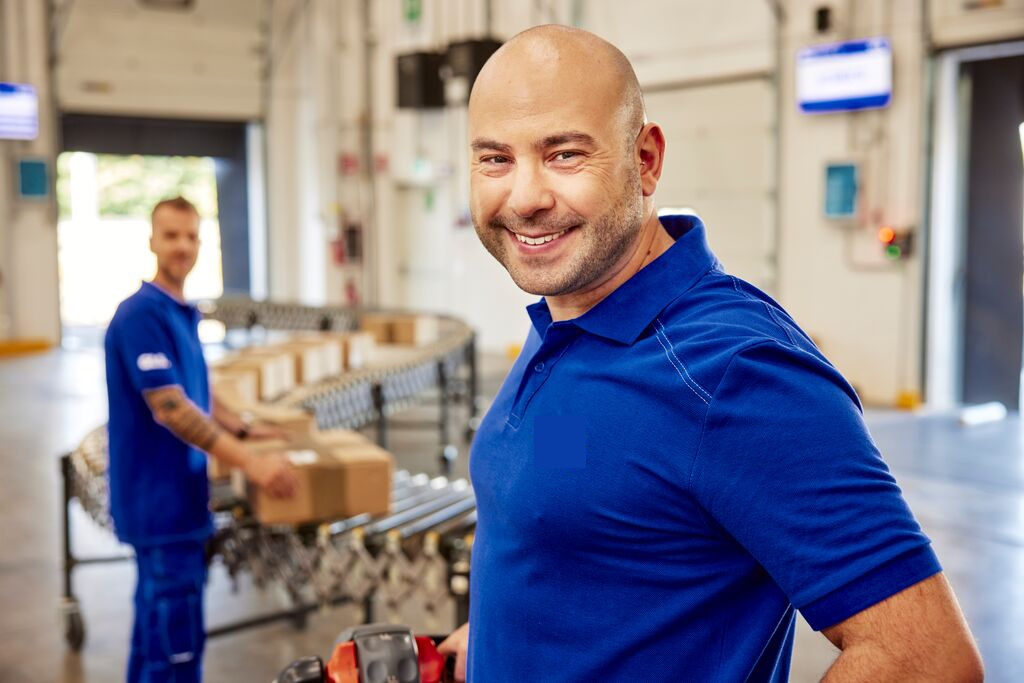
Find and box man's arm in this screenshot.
[210,390,248,438]
[209,390,289,441]
[820,573,983,682]
[143,385,297,497]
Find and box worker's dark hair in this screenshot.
[151,195,199,221]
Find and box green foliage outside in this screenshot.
[56,153,218,220]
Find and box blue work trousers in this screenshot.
[127,540,207,683]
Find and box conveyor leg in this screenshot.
[60,453,86,650]
[438,360,455,475]
[465,336,479,443]
[372,384,388,449]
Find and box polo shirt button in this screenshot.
[534,362,545,372]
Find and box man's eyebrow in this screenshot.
[471,138,513,154]
[470,131,598,155]
[536,131,596,149]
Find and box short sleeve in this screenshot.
[690,341,940,630]
[111,310,183,393]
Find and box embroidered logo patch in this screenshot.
[136,352,172,371]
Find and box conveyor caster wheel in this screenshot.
[440,445,459,474]
[464,416,482,443]
[64,605,85,651]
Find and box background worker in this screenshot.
[104,196,298,683]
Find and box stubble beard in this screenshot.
[473,169,645,297]
[157,256,196,289]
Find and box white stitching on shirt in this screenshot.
[653,323,709,405]
[655,318,712,401]
[729,275,798,346]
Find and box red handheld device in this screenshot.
[326,624,446,683]
[273,623,449,683]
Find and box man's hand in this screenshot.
[243,452,299,498]
[438,622,469,682]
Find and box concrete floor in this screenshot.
[0,347,1021,682]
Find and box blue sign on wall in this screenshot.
[0,82,39,140]
[825,163,858,219]
[797,38,892,114]
[17,159,50,199]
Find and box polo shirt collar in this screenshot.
[141,280,197,312]
[526,213,719,345]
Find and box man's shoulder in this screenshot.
[107,286,167,336]
[659,270,813,351]
[650,270,827,394]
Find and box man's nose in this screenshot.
[507,164,555,219]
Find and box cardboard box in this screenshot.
[214,357,276,402]
[359,314,393,344]
[220,350,294,401]
[300,335,345,377]
[242,348,297,397]
[319,331,375,370]
[249,444,393,526]
[359,314,439,347]
[277,342,328,385]
[343,331,375,370]
[245,404,317,438]
[215,407,316,489]
[310,427,375,449]
[392,315,439,346]
[210,367,260,406]
[364,344,423,369]
[229,438,291,495]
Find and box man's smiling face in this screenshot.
[467,30,646,297]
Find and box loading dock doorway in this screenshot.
[927,42,1024,411]
[55,151,223,346]
[56,114,264,347]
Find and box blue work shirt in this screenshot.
[468,214,940,682]
[104,281,212,546]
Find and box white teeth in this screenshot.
[515,228,568,246]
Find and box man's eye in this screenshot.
[482,155,510,165]
[553,151,580,162]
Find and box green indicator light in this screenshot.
[886,245,902,260]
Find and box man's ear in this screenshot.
[635,122,665,197]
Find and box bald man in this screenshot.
[437,25,982,683]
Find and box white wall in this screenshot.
[365,0,778,353]
[263,0,333,305]
[930,0,1024,48]
[55,0,264,120]
[5,0,1024,402]
[0,0,61,344]
[776,0,927,405]
[359,0,929,403]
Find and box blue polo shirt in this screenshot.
[467,214,940,682]
[104,281,212,546]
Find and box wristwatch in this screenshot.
[235,412,255,440]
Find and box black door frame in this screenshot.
[59,113,253,296]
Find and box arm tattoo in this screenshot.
[144,386,223,452]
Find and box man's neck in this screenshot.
[150,272,186,303]
[546,210,675,323]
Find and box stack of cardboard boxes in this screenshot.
[240,427,393,526]
[203,314,441,526]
